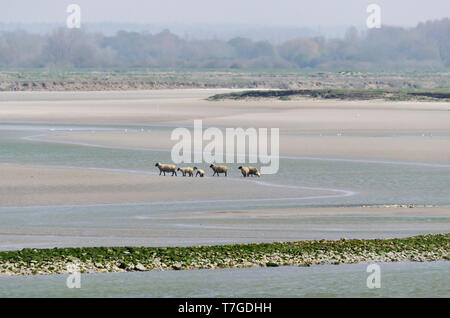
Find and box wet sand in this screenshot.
[2,89,448,164]
[0,163,328,207]
[0,163,448,249]
[0,89,449,249]
[1,90,448,129]
[44,130,450,164]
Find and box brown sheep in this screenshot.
[248,166,261,177]
[177,167,194,177]
[155,162,177,176]
[193,167,205,177]
[209,164,227,177]
[238,166,250,177]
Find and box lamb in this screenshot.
[238,166,250,177]
[209,164,228,176]
[248,166,261,177]
[177,167,194,177]
[193,167,205,177]
[155,162,177,176]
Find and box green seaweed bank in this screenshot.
[207,89,450,102]
[0,234,448,275]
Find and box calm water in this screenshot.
[0,123,449,297]
[0,262,448,298]
[1,123,449,209]
[0,123,449,248]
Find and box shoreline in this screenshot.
[1,234,448,276]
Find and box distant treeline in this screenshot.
[0,19,448,71]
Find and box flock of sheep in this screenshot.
[154,162,261,178]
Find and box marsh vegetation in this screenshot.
[1,234,448,275]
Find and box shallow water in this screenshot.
[0,123,449,249]
[0,97,449,297]
[1,124,449,209]
[0,261,448,297]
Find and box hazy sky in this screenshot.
[0,0,448,27]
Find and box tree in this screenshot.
[279,38,320,67]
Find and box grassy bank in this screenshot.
[207,89,450,102]
[1,70,448,92]
[0,234,448,275]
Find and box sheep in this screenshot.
[238,166,250,177]
[248,166,261,177]
[155,162,177,176]
[209,164,227,177]
[193,167,205,177]
[177,167,194,177]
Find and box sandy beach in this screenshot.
[2,90,449,163]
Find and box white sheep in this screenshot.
[248,166,261,177]
[177,167,194,177]
[238,166,250,177]
[209,164,228,177]
[155,162,177,176]
[193,167,205,177]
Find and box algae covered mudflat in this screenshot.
[207,88,450,102]
[0,234,448,276]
